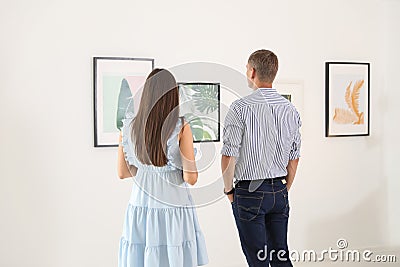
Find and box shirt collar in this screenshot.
[258,87,278,95]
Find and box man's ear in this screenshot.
[250,67,256,80]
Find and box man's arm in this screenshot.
[221,155,236,202]
[285,158,299,191]
[286,110,302,190]
[220,102,244,203]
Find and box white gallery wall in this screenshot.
[384,0,400,247]
[0,0,399,266]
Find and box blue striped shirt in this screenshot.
[221,88,301,191]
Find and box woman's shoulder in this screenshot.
[177,116,190,138]
[121,115,135,131]
[121,116,137,166]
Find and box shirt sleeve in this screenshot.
[289,111,302,160]
[221,102,244,157]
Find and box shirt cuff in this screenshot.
[289,150,301,160]
[221,146,239,157]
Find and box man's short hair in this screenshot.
[248,49,279,83]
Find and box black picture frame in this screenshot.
[325,62,370,137]
[178,82,221,143]
[93,57,154,147]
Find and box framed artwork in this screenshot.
[178,82,220,142]
[325,62,370,137]
[275,82,304,117]
[93,57,154,147]
[281,94,292,102]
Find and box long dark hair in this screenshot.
[131,68,179,166]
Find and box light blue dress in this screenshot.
[118,116,209,267]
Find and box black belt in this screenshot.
[236,176,285,185]
[267,176,286,183]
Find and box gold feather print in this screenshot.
[333,80,365,125]
[351,80,364,117]
[345,81,353,110]
[333,108,358,124]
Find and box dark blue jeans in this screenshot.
[231,179,293,267]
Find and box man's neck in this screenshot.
[253,82,273,90]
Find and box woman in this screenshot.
[117,69,208,267]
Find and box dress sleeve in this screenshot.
[121,117,137,166]
[165,117,185,169]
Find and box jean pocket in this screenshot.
[280,188,290,217]
[236,195,263,221]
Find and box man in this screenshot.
[221,49,301,267]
